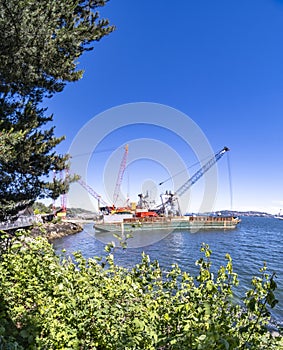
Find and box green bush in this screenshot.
[0,235,282,349]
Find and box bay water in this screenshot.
[53,216,283,326]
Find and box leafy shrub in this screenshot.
[0,235,282,349]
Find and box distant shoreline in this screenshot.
[215,210,275,218]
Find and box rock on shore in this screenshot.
[31,221,83,240]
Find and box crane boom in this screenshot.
[176,147,229,197]
[113,144,129,205]
[78,179,108,207]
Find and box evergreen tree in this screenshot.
[0,0,114,220]
[0,0,114,97]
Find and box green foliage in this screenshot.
[32,202,52,215]
[67,207,96,218]
[0,238,281,349]
[0,103,73,220]
[0,129,25,159]
[0,0,114,98]
[0,0,114,220]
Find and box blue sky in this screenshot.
[46,0,283,214]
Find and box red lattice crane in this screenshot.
[77,178,108,207]
[60,169,67,215]
[113,144,129,205]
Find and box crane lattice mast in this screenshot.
[113,144,129,205]
[78,178,108,207]
[175,147,229,197]
[160,147,230,216]
[60,169,68,214]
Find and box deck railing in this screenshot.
[0,216,37,231]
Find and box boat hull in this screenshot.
[94,215,240,232]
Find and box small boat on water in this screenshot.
[274,209,283,220]
[94,213,241,233]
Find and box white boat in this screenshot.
[275,209,283,220]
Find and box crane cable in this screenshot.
[227,152,233,210]
[70,148,116,159]
[158,155,212,186]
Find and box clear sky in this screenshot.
[46,0,283,214]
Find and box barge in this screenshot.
[94,215,241,233]
[94,147,241,233]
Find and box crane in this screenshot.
[74,146,129,212]
[113,144,129,205]
[77,178,108,208]
[52,169,68,218]
[60,169,68,216]
[160,147,230,215]
[176,146,229,197]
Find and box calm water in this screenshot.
[53,216,283,325]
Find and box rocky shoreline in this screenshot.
[30,221,83,241]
